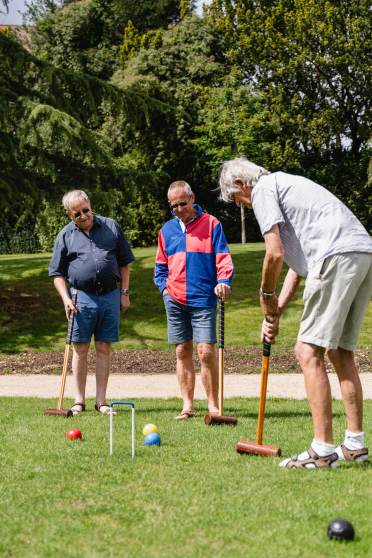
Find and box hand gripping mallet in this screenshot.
[236,339,281,456]
[204,298,237,425]
[44,290,78,418]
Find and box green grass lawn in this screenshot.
[0,245,371,354]
[1,397,372,558]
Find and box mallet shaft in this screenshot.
[218,299,225,416]
[57,290,77,410]
[256,341,271,445]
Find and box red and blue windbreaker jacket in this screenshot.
[154,205,234,306]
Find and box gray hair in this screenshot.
[62,190,90,211]
[167,180,193,199]
[218,157,270,202]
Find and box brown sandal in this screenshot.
[337,444,369,462]
[95,403,116,415]
[279,447,339,469]
[175,409,195,420]
[70,402,85,416]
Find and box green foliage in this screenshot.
[180,0,196,19]
[208,0,372,229]
[192,72,275,241]
[34,188,166,252]
[26,0,183,78]
[119,21,164,69]
[119,19,142,67]
[2,0,371,249]
[0,32,169,247]
[112,15,228,217]
[0,224,40,254]
[34,199,69,252]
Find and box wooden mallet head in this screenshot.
[204,414,238,425]
[236,439,281,457]
[44,409,73,418]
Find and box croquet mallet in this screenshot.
[204,298,237,426]
[44,290,78,418]
[236,338,281,456]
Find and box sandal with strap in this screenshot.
[70,402,85,416]
[95,403,116,415]
[279,447,339,469]
[336,444,369,463]
[175,409,195,420]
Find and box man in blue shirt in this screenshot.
[49,190,134,415]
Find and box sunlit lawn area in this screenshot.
[1,245,371,354]
[1,397,371,558]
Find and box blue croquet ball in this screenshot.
[327,518,355,541]
[144,432,161,446]
[143,423,159,436]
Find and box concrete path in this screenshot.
[1,373,372,399]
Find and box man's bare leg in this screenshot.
[327,348,363,432]
[71,342,90,407]
[294,341,333,443]
[95,340,112,412]
[175,340,195,416]
[198,342,219,414]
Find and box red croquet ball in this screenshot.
[66,428,82,440]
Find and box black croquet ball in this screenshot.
[327,518,355,541]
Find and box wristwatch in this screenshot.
[259,287,275,299]
[120,288,129,296]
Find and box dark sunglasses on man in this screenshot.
[70,207,91,219]
[169,197,191,210]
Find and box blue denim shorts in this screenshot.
[71,289,120,343]
[163,293,217,345]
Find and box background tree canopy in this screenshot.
[1,0,370,253]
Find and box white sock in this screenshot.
[343,430,365,450]
[310,439,336,457]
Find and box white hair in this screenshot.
[218,157,270,202]
[167,180,193,199]
[62,190,90,211]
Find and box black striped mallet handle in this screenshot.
[218,298,225,416]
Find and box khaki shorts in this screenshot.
[298,252,372,350]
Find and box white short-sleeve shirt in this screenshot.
[251,172,372,277]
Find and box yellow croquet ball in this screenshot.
[143,423,159,436]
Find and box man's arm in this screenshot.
[261,268,301,343]
[260,224,284,317]
[212,221,234,300]
[53,276,76,320]
[120,264,130,311]
[154,230,169,293]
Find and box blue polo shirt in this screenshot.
[49,215,134,292]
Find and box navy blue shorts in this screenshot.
[71,289,120,343]
[163,293,217,345]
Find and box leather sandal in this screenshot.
[279,447,339,469]
[336,444,369,462]
[70,402,85,416]
[175,409,195,420]
[95,403,116,415]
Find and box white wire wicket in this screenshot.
[109,401,135,458]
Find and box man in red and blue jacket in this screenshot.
[154,181,234,420]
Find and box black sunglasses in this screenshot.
[169,197,191,210]
[72,207,91,219]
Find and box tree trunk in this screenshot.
[241,205,246,244]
